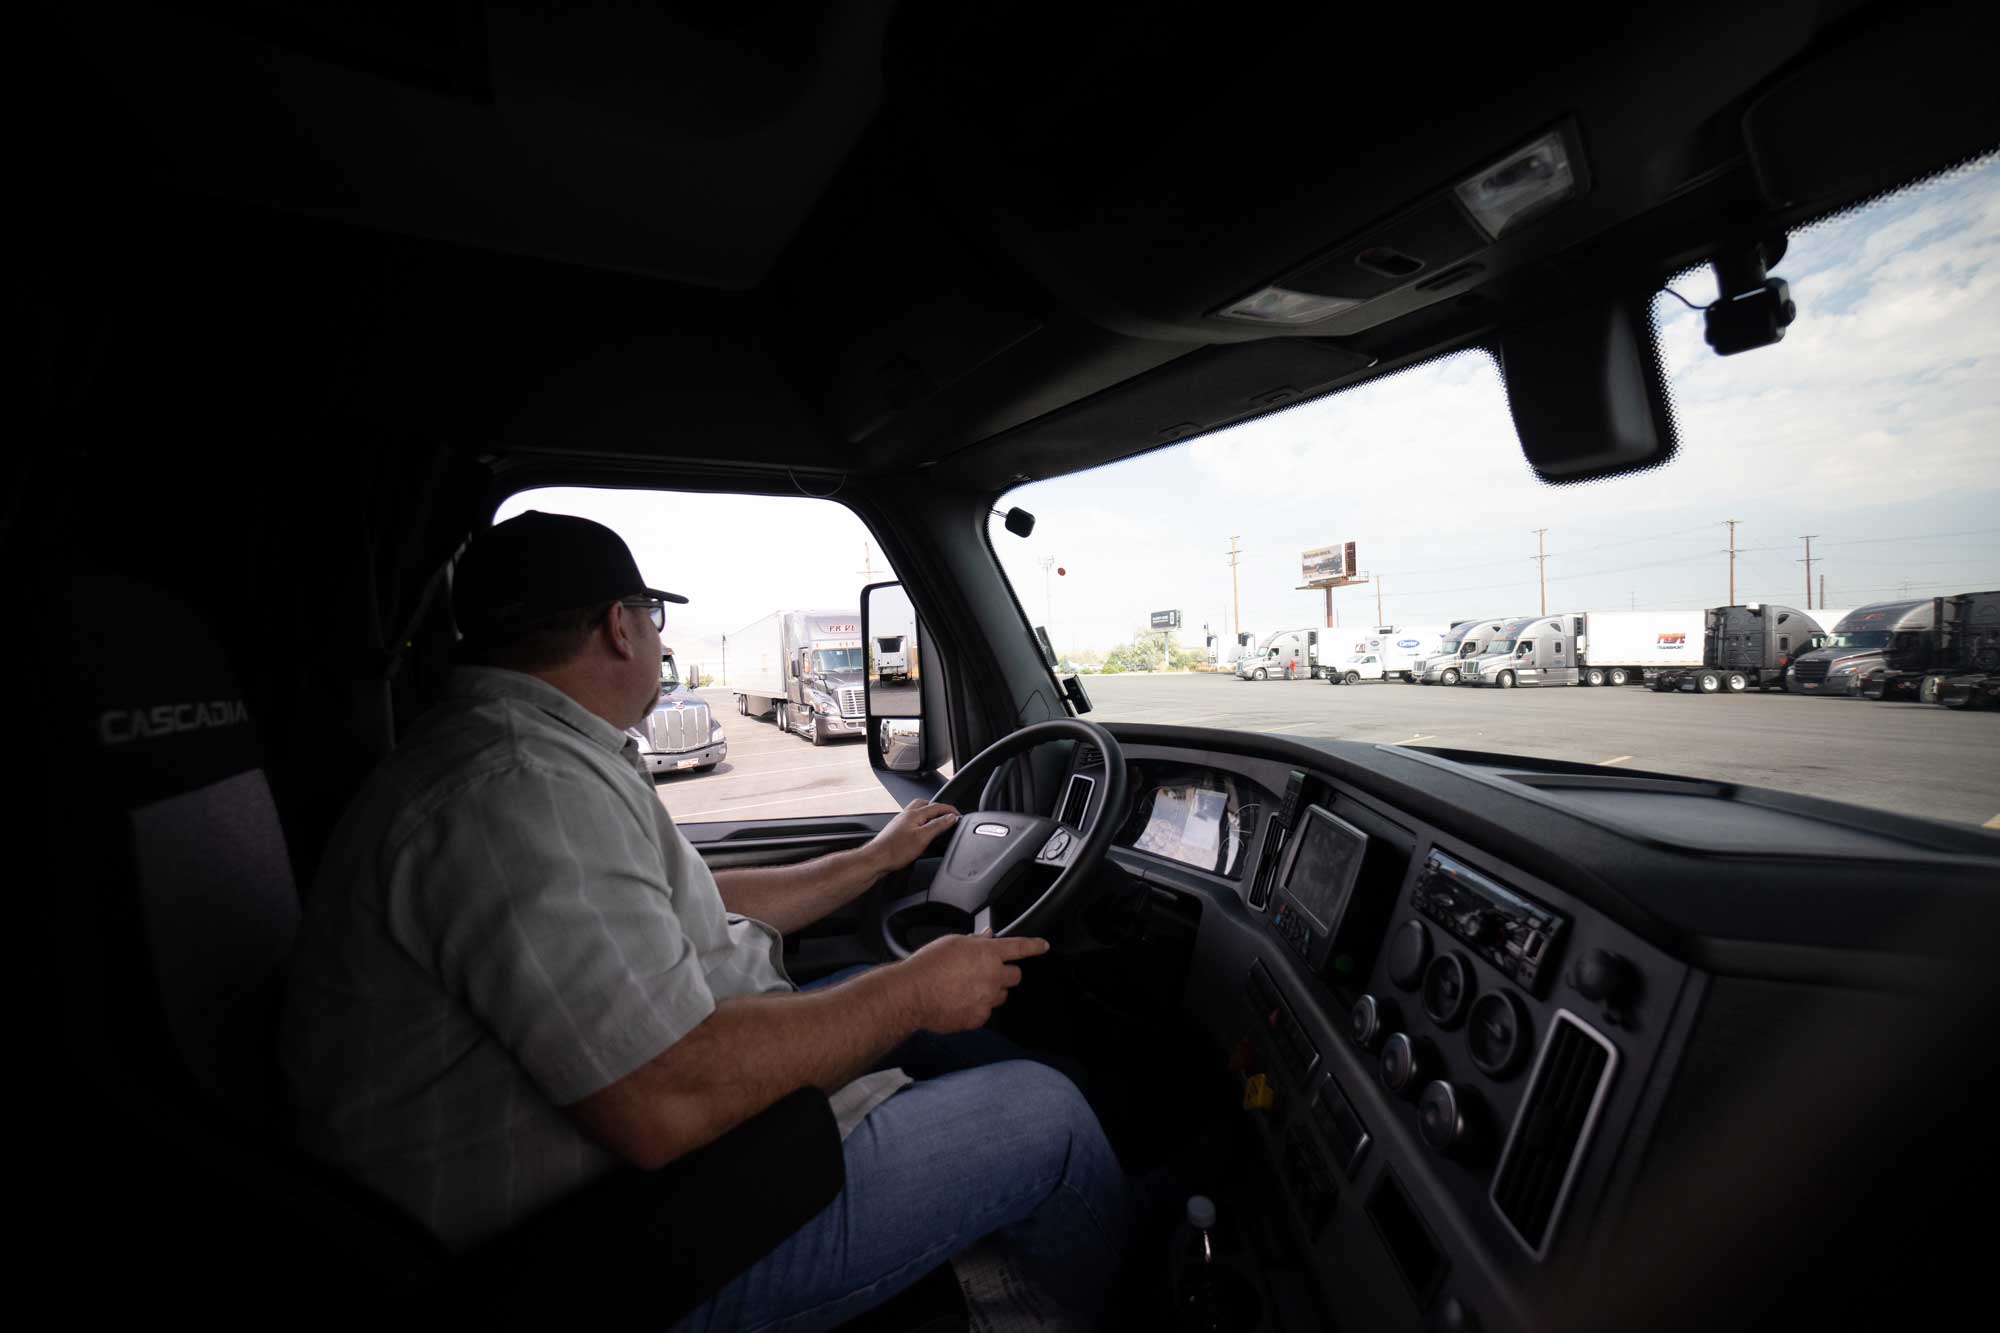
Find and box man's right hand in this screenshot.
[898,931,1050,1033]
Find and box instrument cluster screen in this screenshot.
[1121,765,1264,877]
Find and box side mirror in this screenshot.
[862,581,927,775]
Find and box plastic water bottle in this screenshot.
[1170,1194,1226,1332]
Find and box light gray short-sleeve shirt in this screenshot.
[278,667,903,1250]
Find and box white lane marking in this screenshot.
[1599,755,1633,766]
[669,786,891,818]
[685,758,863,783]
[1404,734,1436,743]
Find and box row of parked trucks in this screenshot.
[1231,592,1999,708]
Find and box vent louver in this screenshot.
[1491,1011,1618,1259]
[1058,774,1095,827]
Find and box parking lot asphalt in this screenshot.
[653,677,2000,832]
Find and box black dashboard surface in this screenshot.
[1069,721,2000,1333]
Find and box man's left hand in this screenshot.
[865,799,961,877]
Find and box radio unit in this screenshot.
[1409,850,1567,996]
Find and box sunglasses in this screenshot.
[620,599,666,631]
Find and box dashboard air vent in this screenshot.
[1491,1010,1618,1259]
[1058,774,1095,828]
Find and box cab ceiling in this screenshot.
[42,0,1991,495]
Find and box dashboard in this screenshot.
[1060,727,2000,1333]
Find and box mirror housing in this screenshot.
[1497,294,1676,483]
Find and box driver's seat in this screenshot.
[27,564,856,1327]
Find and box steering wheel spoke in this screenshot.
[1034,822,1086,869]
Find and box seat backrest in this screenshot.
[31,565,451,1313]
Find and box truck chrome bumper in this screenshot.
[642,739,727,773]
[822,714,866,736]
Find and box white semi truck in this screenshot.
[1236,627,1330,679]
[1463,610,1706,687]
[1412,618,1514,685]
[730,609,868,745]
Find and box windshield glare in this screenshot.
[990,158,2000,828]
[1818,630,1892,651]
[813,648,863,673]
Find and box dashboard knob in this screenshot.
[1571,949,1638,1008]
[1350,994,1400,1051]
[1418,1080,1490,1162]
[1422,952,1475,1028]
[1467,990,1531,1079]
[1379,1032,1428,1097]
[1387,920,1432,990]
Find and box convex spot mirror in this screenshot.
[862,582,923,773]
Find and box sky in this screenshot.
[503,155,2000,669]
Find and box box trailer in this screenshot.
[1464,610,1705,687]
[730,609,868,745]
[1649,604,1835,694]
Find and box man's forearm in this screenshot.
[570,962,919,1170]
[713,844,888,934]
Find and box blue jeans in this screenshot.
[669,966,1135,1332]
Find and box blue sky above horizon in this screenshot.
[502,155,2000,671]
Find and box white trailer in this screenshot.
[731,609,868,745]
[1465,610,1706,687]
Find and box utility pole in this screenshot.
[1375,577,1384,627]
[1798,535,1820,609]
[857,542,880,584]
[1226,537,1243,640]
[1725,519,1740,604]
[1820,573,1826,609]
[1532,528,1550,615]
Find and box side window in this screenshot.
[1779,636,1791,652]
[1554,640,1565,655]
[1518,639,1534,655]
[494,487,926,824]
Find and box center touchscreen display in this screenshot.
[1281,805,1369,934]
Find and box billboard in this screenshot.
[1302,542,1359,583]
[1150,609,1181,630]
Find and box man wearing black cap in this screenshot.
[279,510,1132,1329]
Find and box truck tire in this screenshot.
[1254,667,1268,681]
[1725,672,1749,693]
[1697,670,1722,694]
[1608,668,1630,686]
[1585,667,1606,687]
[737,695,749,715]
[1441,668,1460,686]
[809,716,826,746]
[1344,671,1361,685]
[1497,671,1515,689]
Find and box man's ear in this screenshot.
[602,602,638,661]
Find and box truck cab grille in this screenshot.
[838,686,864,718]
[1791,660,1830,685]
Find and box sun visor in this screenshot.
[1497,295,1676,485]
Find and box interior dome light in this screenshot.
[1455,131,1577,238]
[1217,284,1361,325]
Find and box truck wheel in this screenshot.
[1345,671,1361,685]
[1441,668,1459,686]
[737,695,749,715]
[1608,668,1630,686]
[1725,672,1749,693]
[1585,668,1605,687]
[1497,671,1515,689]
[1697,670,1722,694]
[809,717,826,746]
[1254,667,1268,681]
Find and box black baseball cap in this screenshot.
[453,510,686,642]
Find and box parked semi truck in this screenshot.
[627,647,727,774]
[1859,590,2000,706]
[873,632,910,683]
[1786,600,1938,696]
[731,609,867,744]
[1463,609,1704,687]
[1649,604,1835,694]
[1411,618,1511,685]
[1237,627,1328,679]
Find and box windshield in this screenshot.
[659,655,679,689]
[813,648,864,673]
[1815,630,1893,651]
[991,158,2000,828]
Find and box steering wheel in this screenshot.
[879,719,1128,958]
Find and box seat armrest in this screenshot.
[462,1086,844,1329]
